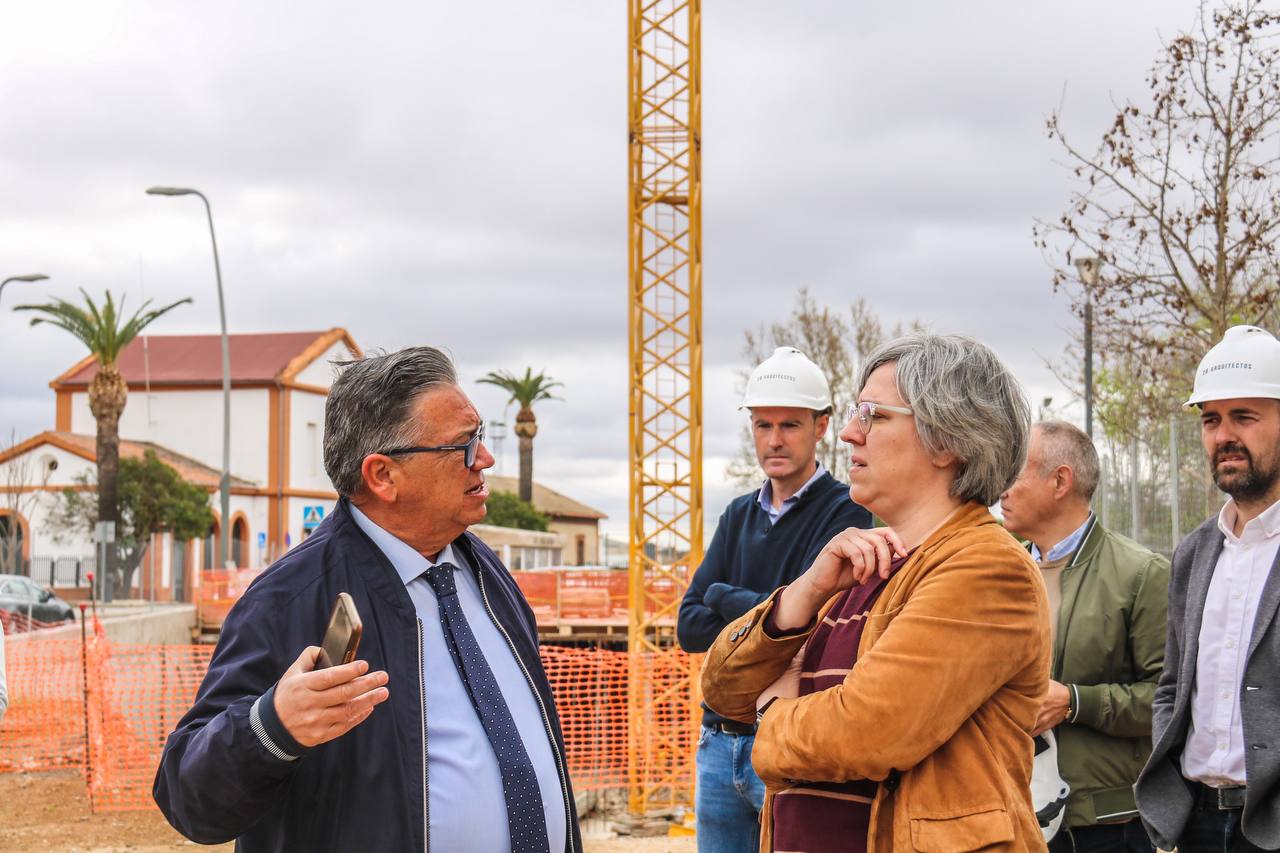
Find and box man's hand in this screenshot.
[273,646,390,748]
[773,527,907,632]
[1030,679,1071,737]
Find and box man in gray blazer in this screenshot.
[1136,325,1280,851]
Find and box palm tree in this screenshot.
[477,367,563,503]
[16,289,191,598]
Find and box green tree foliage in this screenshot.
[45,450,214,594]
[484,490,551,531]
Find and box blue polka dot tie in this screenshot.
[424,562,551,853]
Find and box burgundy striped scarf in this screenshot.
[770,554,909,852]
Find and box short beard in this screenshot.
[1212,442,1280,503]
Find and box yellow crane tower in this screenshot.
[627,0,702,815]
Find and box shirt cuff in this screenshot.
[250,683,310,762]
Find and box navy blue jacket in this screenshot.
[677,470,870,724]
[153,499,581,852]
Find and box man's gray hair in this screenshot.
[857,333,1031,506]
[323,347,458,498]
[1034,420,1101,501]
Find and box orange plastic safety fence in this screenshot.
[513,569,682,624]
[194,569,263,629]
[0,638,86,774]
[0,636,694,811]
[84,642,214,810]
[0,610,67,634]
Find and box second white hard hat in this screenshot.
[740,346,833,412]
[1186,325,1280,406]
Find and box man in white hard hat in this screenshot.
[678,346,871,853]
[1137,325,1280,851]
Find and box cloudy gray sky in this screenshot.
[0,1,1199,540]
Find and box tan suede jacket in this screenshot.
[701,502,1051,853]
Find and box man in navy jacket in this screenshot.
[154,347,579,853]
[678,347,870,853]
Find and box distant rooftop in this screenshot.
[52,328,359,388]
[485,475,607,520]
[0,431,257,489]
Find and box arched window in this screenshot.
[231,516,249,568]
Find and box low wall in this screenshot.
[6,604,196,647]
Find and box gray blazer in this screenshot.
[1135,515,1280,848]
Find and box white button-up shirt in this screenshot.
[1182,497,1280,786]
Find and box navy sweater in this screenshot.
[677,470,871,726]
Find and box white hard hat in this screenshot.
[740,346,833,412]
[1031,730,1070,842]
[1186,325,1280,406]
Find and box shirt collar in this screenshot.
[758,462,826,514]
[350,503,460,587]
[1030,512,1094,563]
[1217,496,1280,543]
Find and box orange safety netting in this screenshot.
[0,635,693,812]
[513,569,683,623]
[194,569,263,628]
[0,610,69,634]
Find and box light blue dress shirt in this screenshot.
[757,462,827,525]
[1029,513,1094,563]
[350,505,566,853]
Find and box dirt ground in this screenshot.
[0,770,695,853]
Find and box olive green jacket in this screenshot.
[1049,517,1169,828]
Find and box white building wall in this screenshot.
[289,392,331,493]
[284,494,338,551]
[3,442,273,568]
[70,388,270,484]
[293,342,349,388]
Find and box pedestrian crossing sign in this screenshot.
[303,505,325,530]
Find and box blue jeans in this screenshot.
[696,725,766,853]
[1177,806,1265,852]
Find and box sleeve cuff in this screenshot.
[250,684,310,762]
[1068,683,1089,726]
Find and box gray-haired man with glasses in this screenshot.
[155,346,579,853]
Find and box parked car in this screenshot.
[0,574,76,624]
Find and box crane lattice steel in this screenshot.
[627,0,702,815]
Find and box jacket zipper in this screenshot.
[418,617,430,853]
[477,571,576,853]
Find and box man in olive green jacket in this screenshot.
[1002,421,1170,852]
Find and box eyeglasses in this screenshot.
[380,422,486,467]
[844,401,914,435]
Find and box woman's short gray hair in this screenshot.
[857,333,1031,506]
[323,346,457,498]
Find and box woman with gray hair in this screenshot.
[701,333,1052,852]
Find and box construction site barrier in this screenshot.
[0,610,68,634]
[0,634,695,812]
[194,569,263,630]
[512,568,684,623]
[195,567,684,629]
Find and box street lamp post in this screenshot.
[146,186,231,568]
[1073,256,1101,439]
[0,273,49,307]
